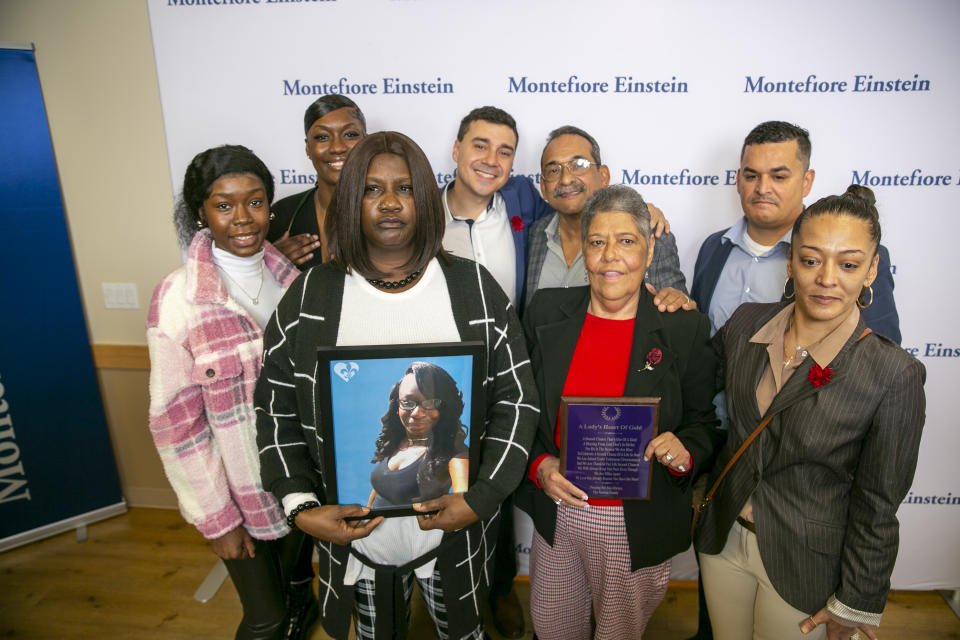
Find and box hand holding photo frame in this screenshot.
[316,342,484,518]
[559,397,660,500]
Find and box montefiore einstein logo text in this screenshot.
[744,73,931,93]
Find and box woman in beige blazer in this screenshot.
[695,185,926,640]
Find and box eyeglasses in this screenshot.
[398,398,443,411]
[541,157,599,183]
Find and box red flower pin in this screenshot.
[808,364,834,387]
[510,216,524,232]
[642,348,663,372]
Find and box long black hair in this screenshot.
[371,362,467,487]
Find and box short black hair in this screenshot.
[303,94,366,135]
[741,121,811,169]
[456,106,518,145]
[175,144,274,249]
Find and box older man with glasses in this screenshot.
[525,125,687,306]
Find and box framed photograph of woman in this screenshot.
[316,342,484,518]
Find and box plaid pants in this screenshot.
[353,570,484,640]
[529,505,671,640]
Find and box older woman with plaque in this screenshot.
[517,185,723,640]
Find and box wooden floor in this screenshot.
[1,508,957,639]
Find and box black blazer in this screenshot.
[695,302,926,616]
[516,286,724,570]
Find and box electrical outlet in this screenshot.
[102,282,140,309]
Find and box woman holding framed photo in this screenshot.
[254,131,538,640]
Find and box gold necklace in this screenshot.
[220,262,264,305]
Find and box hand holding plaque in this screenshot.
[560,397,660,500]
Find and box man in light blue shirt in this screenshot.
[702,218,792,335]
[689,121,899,343]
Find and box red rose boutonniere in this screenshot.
[642,348,663,372]
[808,364,834,387]
[510,216,524,232]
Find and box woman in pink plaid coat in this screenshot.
[147,145,316,639]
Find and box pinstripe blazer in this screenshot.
[524,213,688,308]
[695,302,926,619]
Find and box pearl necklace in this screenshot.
[783,324,809,367]
[783,344,809,367]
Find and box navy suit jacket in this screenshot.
[690,224,902,344]
[497,175,554,311]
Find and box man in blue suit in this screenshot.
[684,120,901,640]
[441,106,553,315]
[440,105,551,638]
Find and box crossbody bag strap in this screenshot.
[691,412,776,539]
[709,329,870,493]
[693,327,869,537]
[702,412,775,506]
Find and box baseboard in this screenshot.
[92,344,150,370]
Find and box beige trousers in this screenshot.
[699,521,826,640]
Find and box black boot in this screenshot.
[285,582,319,640]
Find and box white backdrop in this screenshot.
[147,0,960,589]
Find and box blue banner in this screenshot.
[0,46,124,549]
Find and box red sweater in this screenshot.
[530,313,634,507]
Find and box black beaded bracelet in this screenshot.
[286,500,320,528]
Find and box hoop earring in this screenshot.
[782,277,795,299]
[857,285,874,309]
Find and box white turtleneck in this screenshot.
[211,242,284,328]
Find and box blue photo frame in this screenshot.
[316,342,484,518]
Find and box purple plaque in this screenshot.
[560,397,660,500]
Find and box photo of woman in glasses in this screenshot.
[367,361,469,509]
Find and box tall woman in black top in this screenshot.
[267,94,366,269]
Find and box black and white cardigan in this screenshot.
[254,255,539,639]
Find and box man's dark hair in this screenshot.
[456,106,518,145]
[741,121,811,169]
[326,131,445,279]
[542,125,602,166]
